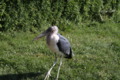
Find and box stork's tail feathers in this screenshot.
[65,48,74,59]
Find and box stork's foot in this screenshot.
[44,56,58,80]
[44,70,51,80]
[55,78,58,80]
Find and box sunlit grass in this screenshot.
[0,22,120,80]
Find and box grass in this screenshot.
[0,22,120,80]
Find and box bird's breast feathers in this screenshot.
[50,34,59,44]
[47,34,60,53]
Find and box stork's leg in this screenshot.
[56,56,63,80]
[44,56,58,80]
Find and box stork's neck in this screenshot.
[47,32,57,37]
[54,30,58,34]
[46,31,59,46]
[51,31,58,35]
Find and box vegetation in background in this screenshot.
[0,0,120,80]
[0,0,120,31]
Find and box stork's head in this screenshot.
[33,26,58,40]
[48,26,58,34]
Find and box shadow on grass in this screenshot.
[0,72,42,80]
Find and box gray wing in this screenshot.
[57,34,72,58]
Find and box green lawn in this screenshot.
[0,22,120,80]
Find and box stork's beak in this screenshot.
[33,30,47,41]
